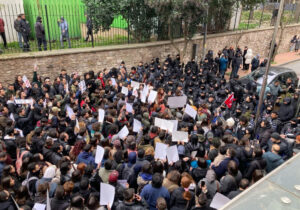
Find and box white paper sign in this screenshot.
[154,118,174,133]
[191,151,197,158]
[171,120,178,132]
[79,80,86,92]
[126,103,133,113]
[100,183,115,208]
[95,145,105,164]
[111,78,116,86]
[166,145,179,163]
[22,75,31,88]
[14,99,33,104]
[133,119,142,133]
[147,90,157,104]
[33,203,46,210]
[210,192,231,209]
[118,126,129,140]
[121,86,129,96]
[66,105,74,119]
[167,96,187,108]
[172,131,189,142]
[185,104,197,119]
[131,81,140,89]
[9,113,15,122]
[98,109,105,123]
[154,142,168,160]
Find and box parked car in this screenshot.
[239,66,299,91]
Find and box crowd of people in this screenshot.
[0,46,299,210]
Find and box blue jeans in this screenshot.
[60,31,71,48]
[17,32,23,48]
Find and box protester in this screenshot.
[20,14,31,52]
[14,14,23,49]
[35,16,47,51]
[85,14,93,42]
[0,49,297,210]
[244,48,253,71]
[0,17,7,49]
[57,17,71,48]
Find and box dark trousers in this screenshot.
[244,63,250,71]
[37,37,47,51]
[0,32,7,48]
[85,29,93,41]
[22,34,30,51]
[230,65,239,79]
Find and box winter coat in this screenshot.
[243,157,266,179]
[278,98,295,122]
[42,147,62,165]
[35,17,45,38]
[116,198,149,210]
[15,110,34,136]
[162,178,179,194]
[98,168,113,183]
[0,197,16,210]
[262,151,284,173]
[191,167,208,184]
[200,170,220,200]
[219,57,228,71]
[14,19,21,32]
[20,18,31,35]
[251,57,260,71]
[220,171,242,196]
[212,157,239,179]
[0,18,5,33]
[140,184,170,210]
[50,198,69,210]
[245,49,253,64]
[76,151,96,168]
[169,187,195,210]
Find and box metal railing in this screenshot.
[0,2,299,54]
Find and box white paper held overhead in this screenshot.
[100,183,115,208]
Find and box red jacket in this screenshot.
[0,18,4,33]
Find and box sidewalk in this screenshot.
[226,51,300,79]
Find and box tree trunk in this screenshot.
[249,8,254,20]
[272,21,285,62]
[295,0,300,22]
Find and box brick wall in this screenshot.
[0,24,299,85]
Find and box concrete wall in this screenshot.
[0,24,300,85]
[0,0,24,42]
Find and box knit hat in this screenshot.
[109,170,119,183]
[271,132,281,140]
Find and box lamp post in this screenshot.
[202,0,208,61]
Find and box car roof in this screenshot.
[259,66,295,75]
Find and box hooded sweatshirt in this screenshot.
[263,151,284,173]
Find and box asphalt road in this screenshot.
[281,59,300,78]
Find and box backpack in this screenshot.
[122,164,135,181]
[22,172,38,199]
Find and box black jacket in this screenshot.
[278,98,295,122]
[20,18,31,35]
[35,17,45,38]
[116,198,149,210]
[170,187,195,210]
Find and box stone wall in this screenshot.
[1,24,300,85]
